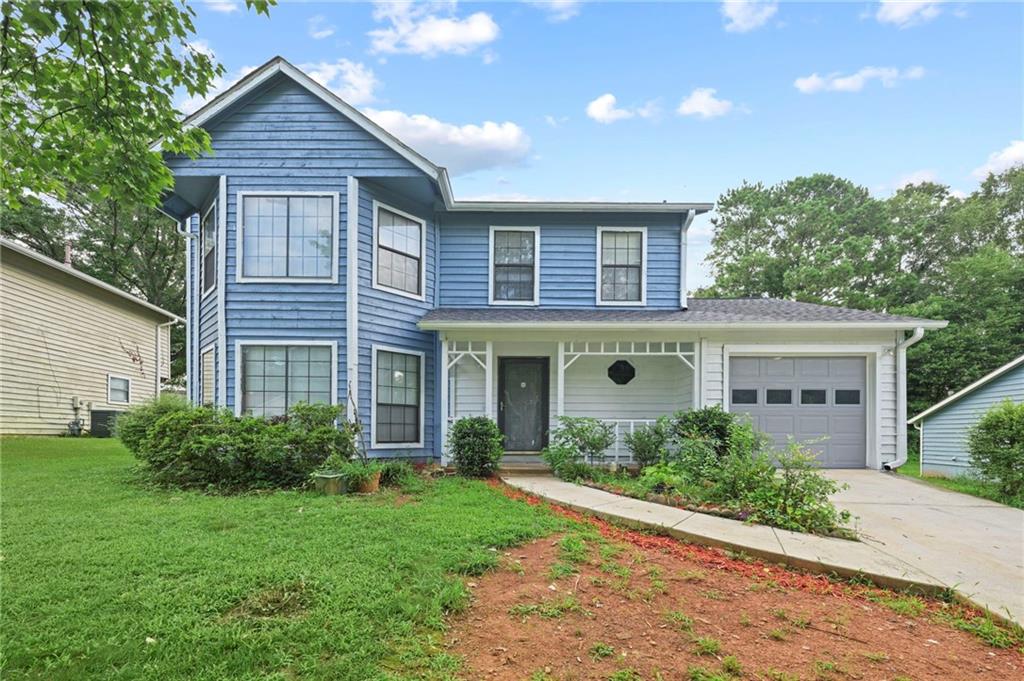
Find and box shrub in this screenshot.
[671,406,735,458]
[449,416,504,477]
[624,416,670,467]
[665,435,720,482]
[114,393,192,455]
[378,460,415,486]
[541,442,593,481]
[968,399,1024,499]
[550,416,616,463]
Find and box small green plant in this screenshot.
[876,594,926,617]
[548,562,578,580]
[738,612,751,627]
[665,609,694,632]
[693,637,721,656]
[720,656,742,676]
[813,660,840,677]
[624,416,671,467]
[767,628,787,641]
[589,642,615,660]
[550,416,616,464]
[608,669,642,681]
[968,399,1024,500]
[509,595,586,620]
[702,589,726,601]
[448,416,504,477]
[528,671,555,681]
[935,609,1020,648]
[863,652,889,663]
[688,667,729,681]
[559,534,589,563]
[679,569,706,582]
[764,671,799,681]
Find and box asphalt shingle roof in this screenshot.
[419,298,944,326]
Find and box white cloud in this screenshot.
[876,1,943,28]
[972,140,1024,180]
[308,15,336,40]
[585,93,658,124]
[895,169,939,188]
[185,39,216,59]
[677,88,734,119]
[527,1,584,22]
[364,109,531,175]
[369,1,499,58]
[177,65,257,115]
[794,65,925,93]
[203,1,239,13]
[544,114,568,127]
[301,59,379,106]
[720,1,778,33]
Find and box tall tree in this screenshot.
[1,0,271,208]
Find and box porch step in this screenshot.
[498,454,550,474]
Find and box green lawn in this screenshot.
[0,438,562,680]
[895,448,1022,509]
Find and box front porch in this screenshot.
[440,337,699,464]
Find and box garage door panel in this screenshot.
[729,355,866,468]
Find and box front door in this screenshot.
[498,357,549,452]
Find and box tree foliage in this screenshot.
[1,0,272,208]
[701,167,1024,418]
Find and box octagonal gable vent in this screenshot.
[607,360,636,385]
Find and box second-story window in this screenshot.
[490,227,539,305]
[598,227,646,305]
[240,194,336,280]
[201,200,216,295]
[374,202,424,299]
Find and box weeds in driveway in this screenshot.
[665,609,695,632]
[721,655,743,676]
[693,636,722,656]
[768,628,788,641]
[589,642,615,660]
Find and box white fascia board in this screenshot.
[445,201,714,214]
[417,320,949,332]
[908,352,1024,424]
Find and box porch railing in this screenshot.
[600,419,656,464]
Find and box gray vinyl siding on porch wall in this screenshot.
[921,364,1024,476]
[438,213,683,308]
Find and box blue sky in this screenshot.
[187,1,1023,288]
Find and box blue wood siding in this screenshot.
[438,213,684,308]
[357,182,437,459]
[921,364,1024,476]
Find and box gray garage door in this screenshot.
[728,356,866,468]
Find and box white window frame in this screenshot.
[107,374,131,405]
[235,191,340,284]
[371,200,427,302]
[200,343,216,406]
[596,226,647,306]
[233,340,338,417]
[370,344,425,449]
[488,226,540,306]
[200,199,218,299]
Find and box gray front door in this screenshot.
[498,358,549,452]
[728,356,867,468]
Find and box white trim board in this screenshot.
[232,340,339,417]
[346,177,360,422]
[217,176,228,408]
[234,191,340,284]
[371,200,428,302]
[419,320,946,332]
[488,226,540,306]
[370,344,426,450]
[596,226,648,307]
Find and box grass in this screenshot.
[0,437,563,680]
[896,448,1023,509]
[692,637,721,656]
[509,595,587,620]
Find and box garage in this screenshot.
[728,356,866,468]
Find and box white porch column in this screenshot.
[692,339,701,409]
[439,335,450,463]
[557,341,566,416]
[484,341,495,419]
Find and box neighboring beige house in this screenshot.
[0,238,183,436]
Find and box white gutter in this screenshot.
[418,320,948,332]
[884,326,925,471]
[680,209,695,309]
[346,176,360,422]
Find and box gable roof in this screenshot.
[908,353,1024,424]
[1,238,184,323]
[165,56,713,216]
[419,297,947,330]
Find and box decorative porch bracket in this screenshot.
[440,340,493,463]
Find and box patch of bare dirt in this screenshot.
[447,531,1021,681]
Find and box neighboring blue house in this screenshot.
[908,353,1024,477]
[157,57,945,469]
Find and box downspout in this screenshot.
[913,421,923,475]
[680,208,695,309]
[884,326,925,471]
[178,218,198,402]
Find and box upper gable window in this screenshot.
[597,227,646,305]
[490,227,539,305]
[201,200,217,295]
[373,202,425,300]
[238,193,337,281]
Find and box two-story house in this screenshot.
[157,57,945,470]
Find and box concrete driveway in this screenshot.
[826,470,1024,624]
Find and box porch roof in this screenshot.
[419,298,947,331]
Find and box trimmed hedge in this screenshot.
[449,416,503,477]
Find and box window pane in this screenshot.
[377,247,420,295]
[109,377,129,403]
[201,201,216,292]
[731,388,757,405]
[240,344,332,417]
[599,231,642,302]
[242,195,333,278]
[766,389,792,405]
[375,351,421,443]
[800,389,827,405]
[835,389,861,405]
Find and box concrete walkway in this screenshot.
[503,473,1023,625]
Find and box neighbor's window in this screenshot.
[492,228,538,303]
[241,195,334,279]
[599,229,644,303]
[375,349,421,444]
[201,200,217,295]
[375,204,423,297]
[240,345,332,418]
[108,376,130,404]
[201,348,215,406]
